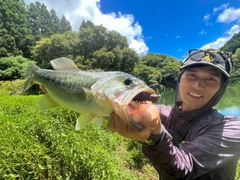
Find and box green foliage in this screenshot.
[32,31,78,68]
[0,56,35,80]
[0,0,181,87]
[220,31,240,54]
[0,80,25,96]
[60,15,72,33]
[32,21,137,73]
[139,53,180,87]
[0,82,158,179]
[91,47,139,73]
[161,60,181,87]
[77,21,128,59]
[0,0,72,58]
[231,48,240,79]
[26,2,72,42]
[133,63,162,85]
[0,0,34,58]
[218,30,240,81]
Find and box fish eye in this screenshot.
[124,77,133,85]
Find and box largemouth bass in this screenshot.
[23,57,158,131]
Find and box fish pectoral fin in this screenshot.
[75,114,95,131]
[94,116,103,127]
[38,94,60,110]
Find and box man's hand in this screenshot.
[107,105,162,142]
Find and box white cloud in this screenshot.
[178,48,182,52]
[176,35,181,39]
[199,29,207,35]
[24,0,148,56]
[217,7,240,23]
[201,25,240,49]
[226,24,240,35]
[203,14,210,21]
[205,22,213,26]
[213,3,229,13]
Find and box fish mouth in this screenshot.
[121,87,156,105]
[115,87,157,131]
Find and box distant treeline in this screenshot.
[0,0,239,88]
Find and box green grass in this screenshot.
[0,95,158,179]
[0,80,239,180]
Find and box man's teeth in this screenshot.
[189,92,202,97]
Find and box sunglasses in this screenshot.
[182,49,233,74]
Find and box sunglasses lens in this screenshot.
[182,49,200,62]
[189,51,206,61]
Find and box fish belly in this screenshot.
[33,70,112,116]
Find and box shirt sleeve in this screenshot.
[142,115,240,180]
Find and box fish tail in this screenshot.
[22,64,39,93]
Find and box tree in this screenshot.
[60,15,72,33]
[27,2,71,41]
[50,9,61,34]
[27,2,42,41]
[140,53,180,87]
[0,0,33,58]
[0,56,35,80]
[220,31,240,54]
[105,30,128,51]
[77,21,129,60]
[133,63,162,86]
[32,31,78,68]
[232,48,240,74]
[77,23,109,58]
[161,60,181,87]
[91,47,139,73]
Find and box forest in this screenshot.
[1,0,240,179]
[2,0,239,89]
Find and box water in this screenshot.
[157,83,240,118]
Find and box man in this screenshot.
[108,49,240,180]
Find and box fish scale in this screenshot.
[23,57,157,131]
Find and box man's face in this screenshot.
[179,65,222,111]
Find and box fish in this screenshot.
[23,57,158,131]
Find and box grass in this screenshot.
[0,80,240,179]
[0,94,158,179]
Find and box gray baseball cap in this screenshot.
[180,49,232,77]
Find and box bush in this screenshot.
[0,56,35,80]
[0,80,25,95]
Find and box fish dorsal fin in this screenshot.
[50,57,79,70]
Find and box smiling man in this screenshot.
[108,49,240,180]
[179,65,222,111]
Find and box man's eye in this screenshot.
[206,78,215,81]
[188,73,196,77]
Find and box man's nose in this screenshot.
[193,79,205,88]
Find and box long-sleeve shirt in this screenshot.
[142,104,240,180]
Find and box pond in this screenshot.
[156,83,240,118]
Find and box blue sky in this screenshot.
[25,0,240,59]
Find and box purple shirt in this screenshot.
[142,104,240,180]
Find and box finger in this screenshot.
[39,85,47,93]
[133,105,160,126]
